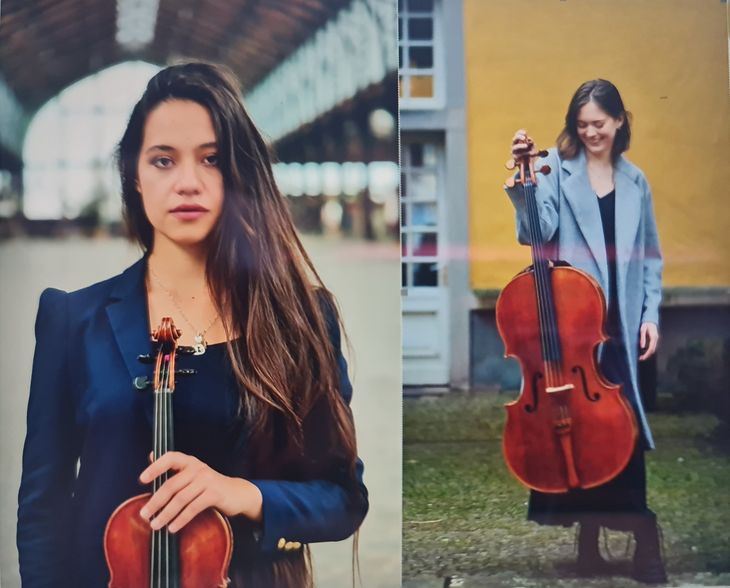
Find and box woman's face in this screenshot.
[576,100,624,159]
[137,99,224,250]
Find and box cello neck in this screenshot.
[521,174,562,365]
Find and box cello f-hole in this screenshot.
[571,365,600,401]
[524,372,543,413]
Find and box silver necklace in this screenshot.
[148,266,220,355]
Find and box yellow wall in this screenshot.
[465,0,730,290]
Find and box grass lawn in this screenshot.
[403,393,730,587]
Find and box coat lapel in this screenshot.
[561,151,609,289]
[105,257,151,381]
[614,156,643,299]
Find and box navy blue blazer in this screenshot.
[17,257,368,587]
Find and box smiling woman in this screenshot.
[16,62,368,588]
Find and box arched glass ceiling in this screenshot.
[23,61,161,220]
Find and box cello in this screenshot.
[104,317,233,587]
[497,139,638,493]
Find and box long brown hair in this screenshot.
[557,78,632,161]
[118,62,364,586]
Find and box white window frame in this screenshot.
[398,0,444,110]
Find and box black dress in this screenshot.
[527,190,651,530]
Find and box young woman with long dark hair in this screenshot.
[505,79,666,584]
[17,62,368,587]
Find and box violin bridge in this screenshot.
[545,384,575,394]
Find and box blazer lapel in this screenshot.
[105,257,151,382]
[561,152,609,289]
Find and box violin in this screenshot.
[497,139,638,493]
[104,317,233,587]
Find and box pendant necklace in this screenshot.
[148,267,220,356]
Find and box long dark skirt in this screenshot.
[527,338,653,530]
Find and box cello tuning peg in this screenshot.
[137,354,155,364]
[177,345,197,355]
[176,368,197,377]
[505,159,516,170]
[538,165,551,175]
[537,149,548,157]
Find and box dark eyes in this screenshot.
[150,154,219,168]
[151,156,174,169]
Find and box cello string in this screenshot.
[524,177,555,386]
[528,180,560,381]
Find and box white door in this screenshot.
[401,139,449,386]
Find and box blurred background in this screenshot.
[0,1,400,586]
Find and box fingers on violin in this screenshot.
[140,468,193,520]
[168,491,213,533]
[151,482,204,532]
[140,451,196,484]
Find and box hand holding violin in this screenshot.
[139,452,263,533]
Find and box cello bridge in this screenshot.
[546,384,575,395]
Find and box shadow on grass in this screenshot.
[403,392,730,587]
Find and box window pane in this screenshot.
[409,46,433,69]
[411,203,437,226]
[409,143,424,167]
[422,144,438,167]
[413,262,438,286]
[398,46,403,68]
[410,75,434,98]
[402,262,408,287]
[409,171,437,200]
[401,233,408,256]
[400,202,407,226]
[409,0,434,11]
[400,172,407,196]
[413,232,438,256]
[409,18,433,40]
[398,17,403,40]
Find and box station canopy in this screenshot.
[0,0,350,112]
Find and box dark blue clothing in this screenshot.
[17,258,368,587]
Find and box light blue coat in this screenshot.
[505,148,663,449]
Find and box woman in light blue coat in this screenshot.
[506,79,666,584]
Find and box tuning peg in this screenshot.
[133,376,151,390]
[137,354,155,364]
[505,159,516,170]
[538,165,551,175]
[176,369,197,377]
[177,346,197,355]
[537,150,548,158]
